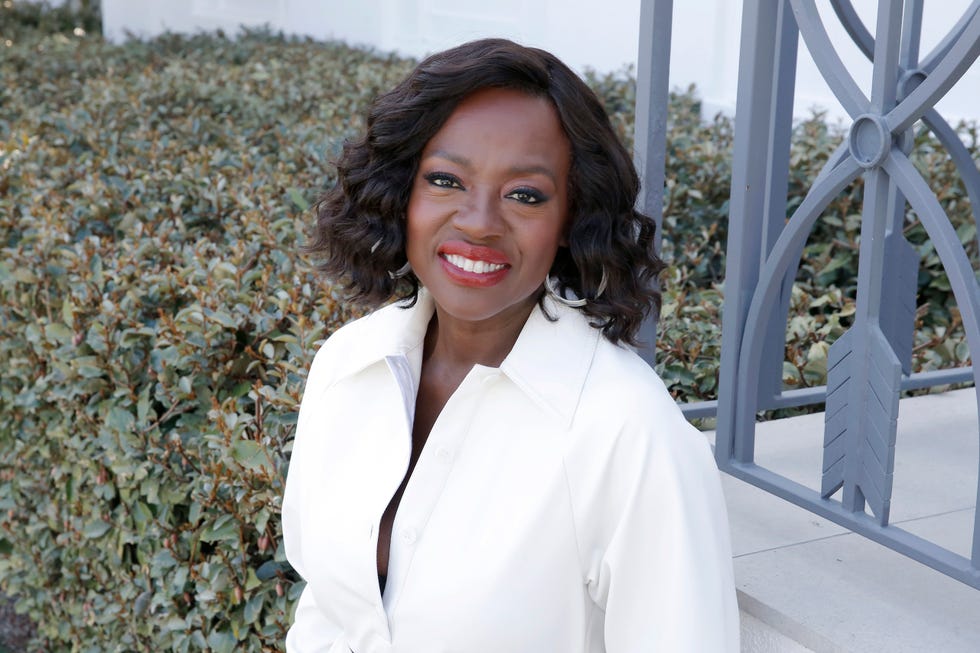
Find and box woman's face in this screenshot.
[406,87,572,328]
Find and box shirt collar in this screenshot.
[331,289,601,428]
[499,294,600,428]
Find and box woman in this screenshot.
[282,38,739,652]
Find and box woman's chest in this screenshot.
[295,371,593,650]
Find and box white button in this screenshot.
[434,447,453,463]
[400,527,418,544]
[482,372,500,386]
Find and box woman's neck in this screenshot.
[423,299,536,371]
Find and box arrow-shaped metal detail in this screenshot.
[822,325,902,525]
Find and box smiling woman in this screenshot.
[285,38,739,652]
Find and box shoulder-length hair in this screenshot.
[307,38,664,346]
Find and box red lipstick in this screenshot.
[437,241,511,288]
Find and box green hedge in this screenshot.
[2,2,977,650]
[0,4,408,651]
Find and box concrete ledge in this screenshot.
[710,388,980,652]
[738,590,834,653]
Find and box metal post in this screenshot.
[633,0,673,364]
[715,0,783,465]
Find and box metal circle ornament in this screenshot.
[847,113,891,169]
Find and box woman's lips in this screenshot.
[437,241,511,287]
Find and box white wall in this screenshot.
[672,0,979,123]
[101,0,980,123]
[100,0,642,74]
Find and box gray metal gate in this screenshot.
[635,0,980,590]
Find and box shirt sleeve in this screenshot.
[282,343,345,653]
[284,583,345,653]
[594,418,740,652]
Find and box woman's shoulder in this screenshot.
[305,300,409,387]
[567,334,709,464]
[585,337,682,419]
[306,311,369,372]
[560,333,721,546]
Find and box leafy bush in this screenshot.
[0,6,407,651]
[2,3,978,650]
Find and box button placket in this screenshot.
[384,366,493,618]
[434,446,453,463]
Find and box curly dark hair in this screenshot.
[308,38,664,345]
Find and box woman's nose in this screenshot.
[452,190,504,238]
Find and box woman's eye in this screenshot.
[507,188,545,204]
[424,173,463,189]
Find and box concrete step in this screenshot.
[706,387,980,652]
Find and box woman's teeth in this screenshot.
[444,254,506,274]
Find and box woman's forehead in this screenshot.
[419,88,570,176]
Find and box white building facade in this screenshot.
[100,0,980,123]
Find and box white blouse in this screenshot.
[282,291,739,652]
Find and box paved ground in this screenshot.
[710,387,980,652]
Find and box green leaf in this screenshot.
[230,382,252,398]
[132,501,153,532]
[73,355,104,378]
[106,406,136,433]
[207,629,237,653]
[134,590,152,616]
[255,559,292,581]
[244,567,261,591]
[287,187,309,211]
[231,439,268,472]
[12,268,38,283]
[45,323,73,344]
[200,515,239,544]
[261,342,275,359]
[83,519,112,539]
[151,549,178,571]
[137,384,152,422]
[62,297,76,326]
[207,309,237,329]
[243,594,263,624]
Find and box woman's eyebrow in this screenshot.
[424,150,471,168]
[423,150,557,184]
[506,164,557,184]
